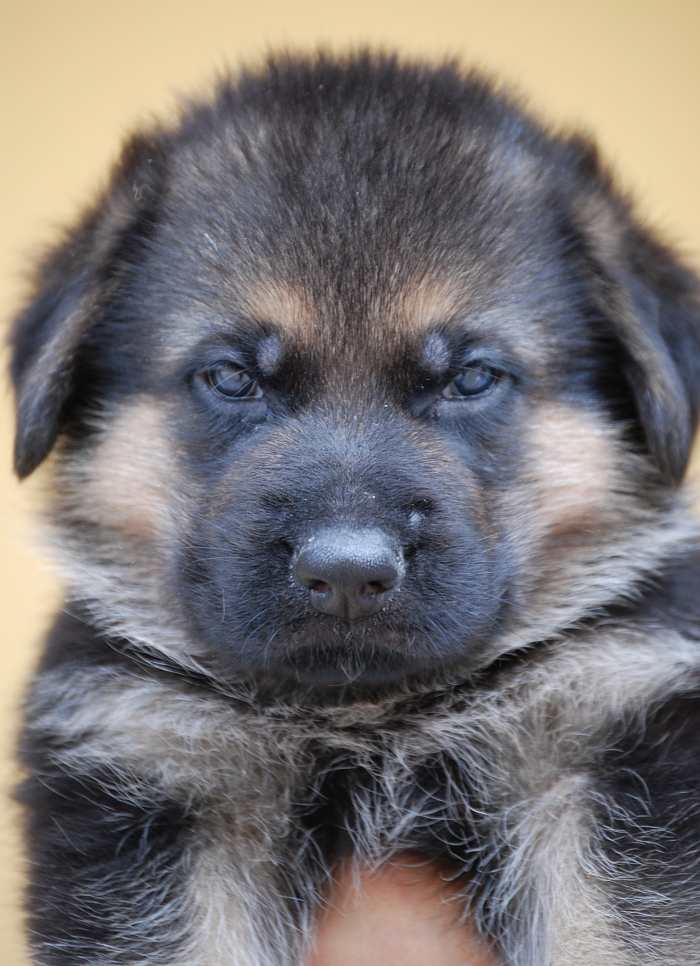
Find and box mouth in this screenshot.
[184,569,503,691]
[279,640,417,686]
[261,611,463,687]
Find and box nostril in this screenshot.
[292,528,404,620]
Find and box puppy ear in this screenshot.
[10,134,162,479]
[568,142,700,484]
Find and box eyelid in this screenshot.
[455,357,497,370]
[449,361,502,380]
[207,354,250,371]
[209,359,248,372]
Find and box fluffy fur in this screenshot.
[10,53,700,965]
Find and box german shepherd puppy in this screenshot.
[10,54,700,965]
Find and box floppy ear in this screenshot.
[568,142,700,484]
[10,134,163,479]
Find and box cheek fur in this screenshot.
[79,398,181,543]
[514,403,620,542]
[480,399,690,656]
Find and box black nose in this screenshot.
[293,528,403,620]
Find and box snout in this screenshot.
[180,409,506,688]
[293,528,404,619]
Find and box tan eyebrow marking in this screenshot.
[246,282,319,336]
[389,277,463,334]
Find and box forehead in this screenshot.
[157,275,566,383]
[141,86,581,369]
[154,261,571,384]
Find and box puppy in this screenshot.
[10,53,700,965]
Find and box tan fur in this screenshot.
[390,277,463,335]
[466,402,700,656]
[184,837,294,966]
[82,398,179,541]
[519,402,619,536]
[505,774,628,966]
[247,282,320,339]
[245,276,468,353]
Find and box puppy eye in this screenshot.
[443,364,500,399]
[206,363,261,399]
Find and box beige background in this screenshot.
[1,1,700,961]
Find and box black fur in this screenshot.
[10,53,700,964]
[599,688,700,948]
[17,767,193,966]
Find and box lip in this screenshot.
[278,641,417,686]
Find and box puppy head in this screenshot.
[11,55,700,695]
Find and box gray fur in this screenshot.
[11,54,700,965]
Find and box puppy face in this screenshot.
[11,56,700,696]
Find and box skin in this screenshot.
[309,856,502,966]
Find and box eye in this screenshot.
[205,363,261,399]
[443,364,500,399]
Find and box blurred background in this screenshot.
[1,1,699,960]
